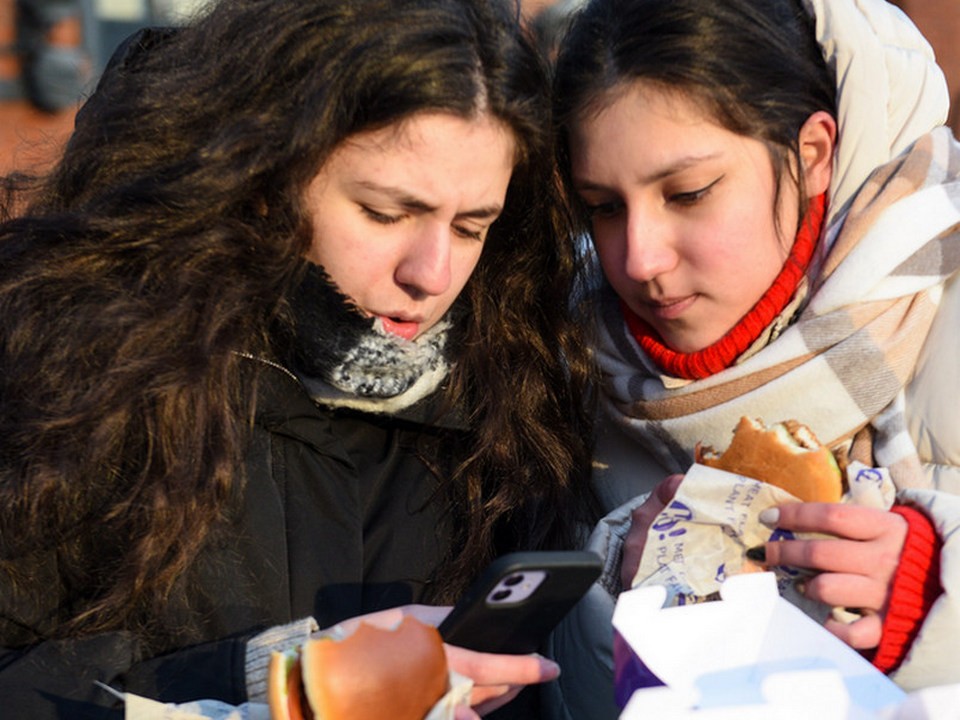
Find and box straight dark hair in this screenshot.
[554,0,837,225]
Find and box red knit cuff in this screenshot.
[870,504,943,674]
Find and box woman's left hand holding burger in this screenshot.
[327,605,560,717]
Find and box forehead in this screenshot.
[571,80,766,159]
[568,79,783,198]
[335,111,520,164]
[575,80,714,136]
[305,110,519,209]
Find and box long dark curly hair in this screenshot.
[0,0,598,638]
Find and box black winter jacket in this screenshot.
[0,359,458,719]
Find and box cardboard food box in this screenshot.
[614,571,910,719]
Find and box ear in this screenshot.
[798,110,836,198]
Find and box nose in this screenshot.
[395,224,452,298]
[622,206,678,282]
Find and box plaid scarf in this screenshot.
[595,127,960,491]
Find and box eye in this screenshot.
[668,176,722,205]
[581,198,624,219]
[452,225,484,242]
[361,206,402,224]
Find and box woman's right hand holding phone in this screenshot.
[444,643,560,717]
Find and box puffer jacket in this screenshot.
[0,358,460,719]
[546,278,960,720]
[544,1,960,718]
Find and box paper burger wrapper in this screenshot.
[629,460,896,622]
[119,671,472,720]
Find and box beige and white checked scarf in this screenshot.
[595,127,960,491]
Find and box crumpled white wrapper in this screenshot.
[108,669,473,720]
[630,460,897,622]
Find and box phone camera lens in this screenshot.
[504,574,524,587]
[492,589,512,601]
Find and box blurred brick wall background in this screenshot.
[890,0,960,136]
[1,0,204,176]
[0,0,78,175]
[2,0,959,181]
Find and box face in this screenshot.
[304,112,517,340]
[569,82,799,353]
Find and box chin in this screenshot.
[661,330,720,355]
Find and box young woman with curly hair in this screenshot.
[0,0,599,716]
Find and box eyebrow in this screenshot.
[354,181,503,220]
[574,151,722,191]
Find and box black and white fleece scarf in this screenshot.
[287,264,453,413]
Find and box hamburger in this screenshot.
[695,416,844,503]
[268,616,450,720]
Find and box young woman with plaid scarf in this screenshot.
[546,0,960,716]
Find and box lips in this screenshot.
[645,294,696,321]
[379,315,420,340]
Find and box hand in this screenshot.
[621,474,684,590]
[444,644,560,716]
[757,503,908,650]
[327,604,450,634]
[321,605,559,717]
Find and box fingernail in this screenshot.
[795,579,806,596]
[536,655,561,679]
[745,545,767,563]
[831,607,864,624]
[758,508,780,526]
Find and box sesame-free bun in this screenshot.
[267,649,300,720]
[695,417,844,503]
[268,616,449,720]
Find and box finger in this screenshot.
[630,474,684,528]
[323,604,452,636]
[655,474,684,504]
[623,494,671,588]
[799,573,888,613]
[770,534,905,589]
[444,646,560,687]
[621,528,649,589]
[330,607,404,634]
[824,612,882,650]
[622,476,690,589]
[766,503,905,542]
[455,706,481,720]
[763,537,892,576]
[471,684,521,715]
[401,604,452,627]
[629,498,667,530]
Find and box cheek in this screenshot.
[302,222,326,266]
[306,216,383,286]
[450,245,485,295]
[596,246,628,295]
[590,225,627,279]
[705,219,786,307]
[710,205,784,265]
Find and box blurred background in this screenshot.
[1,0,959,180]
[1,0,204,176]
